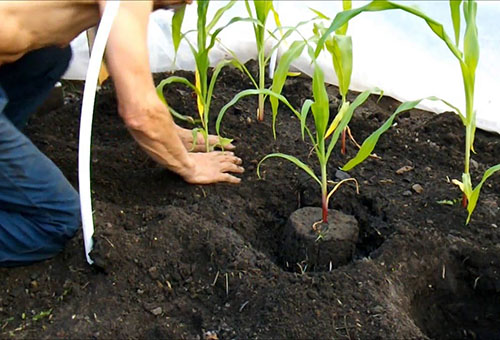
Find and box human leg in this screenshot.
[0,47,80,266]
[0,46,72,129]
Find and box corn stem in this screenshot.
[257,48,266,121]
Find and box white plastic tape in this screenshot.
[79,1,120,265]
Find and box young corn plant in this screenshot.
[244,0,280,121]
[156,0,243,151]
[268,1,354,143]
[318,0,500,223]
[215,4,320,124]
[217,57,383,223]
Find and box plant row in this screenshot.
[157,0,499,225]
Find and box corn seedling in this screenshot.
[157,0,248,151]
[244,0,280,121]
[217,57,382,223]
[319,0,500,223]
[215,5,319,124]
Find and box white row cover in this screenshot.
[64,1,500,134]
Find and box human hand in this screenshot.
[175,125,236,152]
[181,151,244,184]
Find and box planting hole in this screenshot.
[411,247,500,339]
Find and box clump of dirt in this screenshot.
[1,61,500,339]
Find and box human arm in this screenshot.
[99,0,243,183]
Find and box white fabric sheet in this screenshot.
[64,1,500,134]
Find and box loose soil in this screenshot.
[2,62,500,339]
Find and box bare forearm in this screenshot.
[124,97,195,177]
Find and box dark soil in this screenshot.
[2,61,500,339]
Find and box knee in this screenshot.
[59,189,81,239]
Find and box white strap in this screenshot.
[79,1,120,265]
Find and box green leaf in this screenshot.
[466,163,500,223]
[300,99,314,141]
[207,17,260,52]
[342,96,446,171]
[463,0,479,78]
[257,153,321,186]
[311,63,330,142]
[216,88,310,141]
[206,59,234,119]
[309,7,331,20]
[254,0,272,25]
[167,105,197,125]
[172,4,186,53]
[326,89,376,161]
[270,40,306,123]
[325,101,350,139]
[206,0,237,33]
[156,76,198,105]
[449,0,462,46]
[336,0,352,35]
[326,35,353,100]
[315,0,462,61]
[266,18,317,62]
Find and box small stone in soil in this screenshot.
[396,165,413,175]
[150,307,162,316]
[412,184,424,194]
[402,190,412,197]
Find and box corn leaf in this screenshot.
[466,163,500,224]
[300,99,314,141]
[257,153,321,186]
[309,8,331,20]
[194,69,204,121]
[326,35,353,99]
[156,76,199,105]
[325,101,350,139]
[315,0,462,61]
[197,1,208,52]
[206,0,237,33]
[342,96,447,171]
[172,5,186,53]
[266,18,318,63]
[216,88,317,142]
[463,1,479,79]
[326,89,376,161]
[336,0,352,35]
[270,40,306,127]
[167,105,197,125]
[206,59,235,118]
[311,63,330,142]
[207,17,260,52]
[449,0,462,46]
[254,0,272,25]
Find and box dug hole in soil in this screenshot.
[1,61,500,339]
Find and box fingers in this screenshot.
[211,151,243,166]
[217,173,242,184]
[221,162,245,174]
[207,135,236,151]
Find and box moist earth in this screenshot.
[1,62,500,339]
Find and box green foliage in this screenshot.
[218,63,377,223]
[324,0,499,223]
[244,0,278,121]
[158,0,245,151]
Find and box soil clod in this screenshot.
[281,207,359,272]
